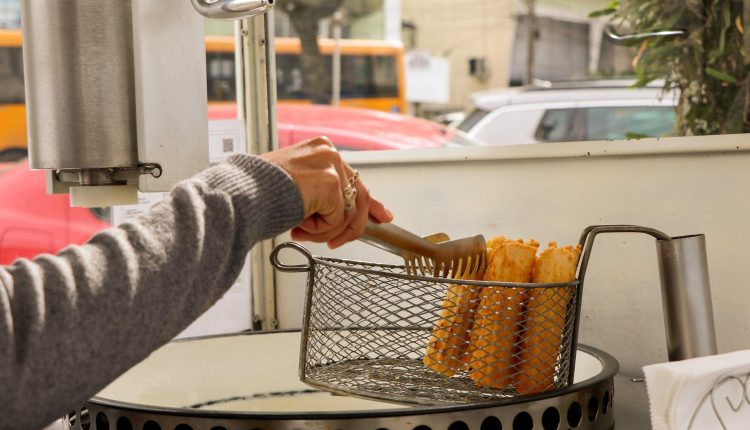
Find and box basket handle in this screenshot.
[270,242,314,272]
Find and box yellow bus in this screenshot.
[0,30,407,160]
[206,35,407,113]
[0,29,25,160]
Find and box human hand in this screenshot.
[260,136,393,248]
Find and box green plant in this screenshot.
[591,0,750,135]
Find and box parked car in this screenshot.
[209,103,476,150]
[0,104,477,264]
[456,80,678,146]
[0,160,110,265]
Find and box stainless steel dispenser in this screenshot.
[576,226,718,362]
[21,0,274,207]
[22,1,140,174]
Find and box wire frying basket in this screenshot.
[271,240,591,406]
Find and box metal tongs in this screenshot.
[360,221,487,279]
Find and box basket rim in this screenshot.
[311,255,579,289]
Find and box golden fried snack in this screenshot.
[422,237,506,376]
[514,242,581,395]
[466,238,538,389]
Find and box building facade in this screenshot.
[401,0,517,111]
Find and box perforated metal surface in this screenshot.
[287,248,578,405]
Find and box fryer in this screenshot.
[65,225,716,430]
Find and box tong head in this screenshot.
[403,235,487,280]
[359,221,487,280]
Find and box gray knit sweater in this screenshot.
[0,155,304,430]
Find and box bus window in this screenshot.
[0,46,24,104]
[341,55,398,98]
[206,52,236,102]
[276,53,399,101]
[276,53,308,100]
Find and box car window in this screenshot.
[474,109,546,146]
[535,109,576,142]
[456,109,489,133]
[583,106,675,140]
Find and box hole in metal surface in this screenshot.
[567,401,582,428]
[67,411,77,427]
[96,412,109,430]
[413,426,432,430]
[117,417,133,430]
[144,421,162,430]
[175,425,193,430]
[603,390,611,415]
[512,411,533,430]
[448,421,470,430]
[480,416,502,430]
[588,396,599,422]
[81,408,91,430]
[210,427,227,430]
[542,407,560,430]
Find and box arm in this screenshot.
[0,154,304,429]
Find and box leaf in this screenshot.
[625,132,653,139]
[589,7,616,18]
[736,16,744,34]
[705,67,738,83]
[717,2,732,57]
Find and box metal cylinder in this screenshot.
[656,234,718,361]
[22,0,138,169]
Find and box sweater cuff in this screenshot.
[198,154,304,239]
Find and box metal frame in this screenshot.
[68,331,617,430]
[271,241,582,403]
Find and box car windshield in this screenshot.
[455,109,490,133]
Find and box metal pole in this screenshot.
[524,0,536,85]
[331,10,343,107]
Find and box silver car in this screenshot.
[456,80,678,146]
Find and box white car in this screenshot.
[456,80,678,146]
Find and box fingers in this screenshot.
[274,136,393,248]
[368,195,394,224]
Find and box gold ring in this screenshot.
[343,170,360,211]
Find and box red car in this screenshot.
[209,103,467,150]
[0,105,471,265]
[0,160,110,265]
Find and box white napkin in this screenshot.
[643,350,750,430]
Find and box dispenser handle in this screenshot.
[191,0,273,20]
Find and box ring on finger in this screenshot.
[343,170,360,211]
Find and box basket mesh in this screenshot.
[301,258,578,405]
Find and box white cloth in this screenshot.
[643,350,750,430]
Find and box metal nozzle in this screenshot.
[656,234,718,361]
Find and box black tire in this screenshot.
[0,147,28,162]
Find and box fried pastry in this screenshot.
[466,238,538,389]
[514,242,581,394]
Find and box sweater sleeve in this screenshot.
[0,154,304,430]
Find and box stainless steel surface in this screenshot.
[271,242,580,405]
[22,0,138,170]
[361,221,487,278]
[656,235,718,360]
[191,0,273,19]
[69,331,617,430]
[613,373,651,428]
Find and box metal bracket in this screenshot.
[191,0,273,20]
